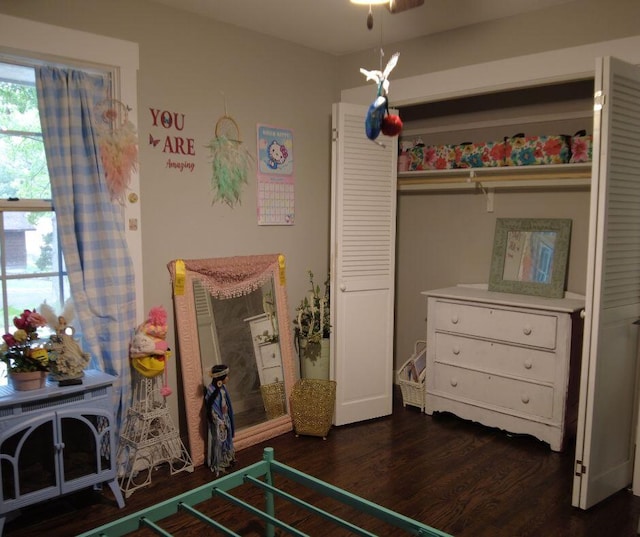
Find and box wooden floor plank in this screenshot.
[4,388,640,536]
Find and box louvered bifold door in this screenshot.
[193,279,221,380]
[330,103,397,426]
[573,56,640,509]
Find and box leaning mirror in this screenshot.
[168,254,295,467]
[488,218,572,298]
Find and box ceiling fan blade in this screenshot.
[387,0,425,14]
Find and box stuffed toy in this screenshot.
[130,306,169,358]
[130,306,172,395]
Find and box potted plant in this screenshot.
[1,309,50,390]
[293,270,330,379]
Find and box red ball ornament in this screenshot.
[381,114,403,137]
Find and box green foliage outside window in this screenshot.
[0,81,51,200]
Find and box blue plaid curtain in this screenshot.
[35,66,135,433]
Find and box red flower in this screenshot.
[435,157,448,169]
[2,334,16,347]
[543,138,564,156]
[490,143,505,162]
[13,310,32,331]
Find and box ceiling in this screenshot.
[149,0,575,56]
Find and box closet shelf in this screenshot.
[398,163,591,192]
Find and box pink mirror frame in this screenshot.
[168,254,295,467]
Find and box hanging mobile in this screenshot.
[205,93,253,207]
[360,51,403,144]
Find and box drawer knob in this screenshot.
[451,315,459,325]
[523,325,532,336]
[521,394,530,404]
[524,360,532,369]
[450,378,458,387]
[452,346,460,355]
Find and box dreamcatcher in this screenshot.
[205,94,253,207]
[94,99,138,203]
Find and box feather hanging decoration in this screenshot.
[95,100,139,204]
[99,121,138,202]
[206,135,253,207]
[207,97,253,207]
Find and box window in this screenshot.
[0,62,69,322]
[0,61,71,379]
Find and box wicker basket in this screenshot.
[291,379,336,439]
[260,381,286,420]
[399,340,427,411]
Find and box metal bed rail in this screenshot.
[78,447,452,537]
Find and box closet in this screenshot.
[335,36,640,510]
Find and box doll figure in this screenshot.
[204,364,236,475]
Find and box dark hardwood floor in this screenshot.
[5,388,640,536]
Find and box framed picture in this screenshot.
[488,218,572,298]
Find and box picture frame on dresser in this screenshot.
[488,217,572,298]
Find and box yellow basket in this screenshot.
[291,379,336,439]
[260,381,286,420]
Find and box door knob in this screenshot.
[340,284,346,292]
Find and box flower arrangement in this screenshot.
[1,309,49,373]
[293,270,330,346]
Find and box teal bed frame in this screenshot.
[79,448,452,537]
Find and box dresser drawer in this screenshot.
[262,366,283,384]
[432,363,554,418]
[258,343,281,368]
[434,332,556,383]
[434,300,558,349]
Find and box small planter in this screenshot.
[9,370,47,391]
[300,338,330,380]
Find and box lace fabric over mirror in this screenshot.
[169,255,276,299]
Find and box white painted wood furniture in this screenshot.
[245,313,283,385]
[0,370,124,535]
[423,286,584,452]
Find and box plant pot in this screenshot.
[300,338,330,380]
[9,370,47,391]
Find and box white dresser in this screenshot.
[244,313,283,385]
[422,286,584,451]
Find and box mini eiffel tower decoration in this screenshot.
[117,369,194,498]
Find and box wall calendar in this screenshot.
[256,124,295,225]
